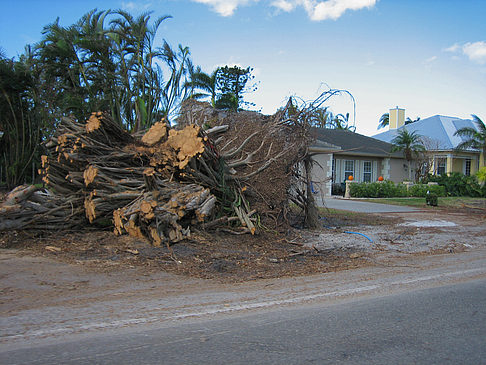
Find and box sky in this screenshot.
[1,0,485,136]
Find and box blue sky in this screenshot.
[1,0,485,136]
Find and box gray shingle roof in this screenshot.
[311,128,403,158]
[373,115,477,150]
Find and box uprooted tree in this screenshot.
[0,90,351,245]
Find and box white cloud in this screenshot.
[121,1,152,11]
[192,0,377,20]
[191,0,258,16]
[425,55,437,63]
[301,0,377,21]
[271,0,297,12]
[463,41,486,65]
[443,41,486,65]
[443,43,460,53]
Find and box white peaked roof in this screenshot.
[373,115,478,150]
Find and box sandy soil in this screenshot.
[0,203,485,324]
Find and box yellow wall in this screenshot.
[452,158,462,173]
[446,155,453,174]
[446,152,480,175]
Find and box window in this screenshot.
[363,161,372,182]
[344,160,354,181]
[465,159,471,176]
[436,158,446,175]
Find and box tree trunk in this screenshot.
[303,156,320,229]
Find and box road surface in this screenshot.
[1,279,485,364]
[2,248,486,364]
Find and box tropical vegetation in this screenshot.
[454,114,486,165]
[377,112,389,129]
[349,180,445,198]
[391,128,425,181]
[0,9,260,189]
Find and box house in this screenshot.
[373,108,484,177]
[309,128,408,201]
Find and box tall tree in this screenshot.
[0,55,45,188]
[215,65,257,111]
[308,107,333,128]
[187,68,219,107]
[160,42,192,122]
[332,112,355,131]
[378,112,389,129]
[454,114,486,166]
[110,10,173,130]
[391,129,425,181]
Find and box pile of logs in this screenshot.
[0,101,310,245]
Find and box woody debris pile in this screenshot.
[0,100,313,246]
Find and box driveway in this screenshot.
[321,197,419,213]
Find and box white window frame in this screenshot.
[344,160,354,181]
[363,161,372,182]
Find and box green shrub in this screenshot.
[350,181,446,198]
[408,184,446,197]
[426,173,484,197]
[477,167,486,184]
[426,193,438,206]
[350,181,407,198]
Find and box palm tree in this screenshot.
[378,112,389,129]
[332,112,356,131]
[307,107,333,128]
[110,10,172,130]
[454,115,486,166]
[405,116,420,125]
[187,68,219,107]
[391,129,425,181]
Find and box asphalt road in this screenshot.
[322,197,419,213]
[2,278,485,365]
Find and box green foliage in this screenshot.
[426,193,438,206]
[0,55,47,188]
[350,181,407,198]
[407,184,446,197]
[214,92,239,111]
[216,65,256,110]
[2,9,201,186]
[477,166,486,184]
[34,9,194,130]
[454,115,486,159]
[425,172,485,197]
[188,65,258,111]
[349,181,445,198]
[391,128,425,181]
[377,112,389,129]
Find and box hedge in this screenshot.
[349,181,446,198]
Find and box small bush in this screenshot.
[426,193,438,206]
[477,167,486,184]
[408,184,446,197]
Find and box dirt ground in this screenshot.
[1,202,485,283]
[1,201,486,345]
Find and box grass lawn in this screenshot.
[359,196,486,209]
